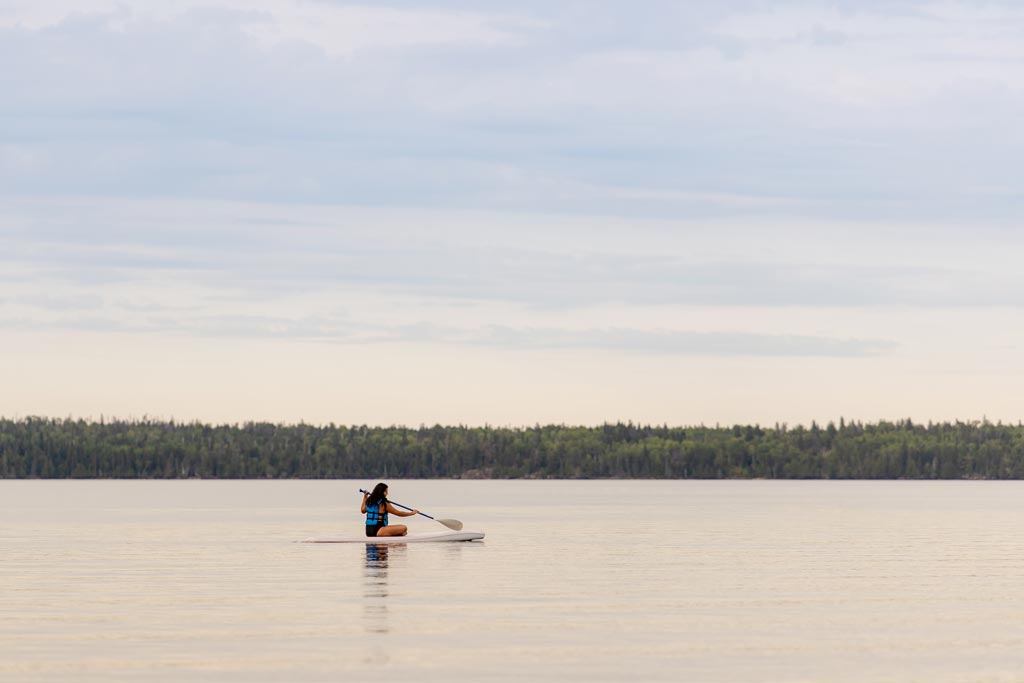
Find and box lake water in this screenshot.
[4,480,1024,682]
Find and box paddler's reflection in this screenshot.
[363,544,397,634]
[365,544,389,567]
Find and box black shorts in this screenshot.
[366,523,385,537]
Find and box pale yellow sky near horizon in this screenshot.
[3,312,1020,427]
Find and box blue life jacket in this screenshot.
[366,500,388,526]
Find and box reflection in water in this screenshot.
[365,543,390,567]
[363,544,395,634]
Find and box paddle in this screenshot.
[359,489,464,531]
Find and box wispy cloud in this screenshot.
[0,1,538,53]
[0,307,898,357]
[424,325,898,357]
[3,198,1023,311]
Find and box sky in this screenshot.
[1,0,1023,427]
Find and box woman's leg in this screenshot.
[376,524,408,537]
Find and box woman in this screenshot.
[362,482,418,537]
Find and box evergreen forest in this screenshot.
[4,417,1024,479]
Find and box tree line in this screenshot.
[2,416,1024,479]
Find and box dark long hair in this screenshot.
[367,482,388,508]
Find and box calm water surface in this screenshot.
[4,480,1024,682]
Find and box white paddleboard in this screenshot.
[302,530,485,544]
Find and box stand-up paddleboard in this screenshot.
[302,530,484,544]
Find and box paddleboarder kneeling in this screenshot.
[362,482,419,537]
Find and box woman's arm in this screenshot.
[386,502,419,517]
[361,492,368,514]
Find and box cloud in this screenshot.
[1,1,1023,221]
[0,193,947,358]
[4,198,1024,316]
[0,1,537,55]
[455,325,897,357]
[0,306,897,357]
[16,293,104,311]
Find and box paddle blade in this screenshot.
[437,518,463,531]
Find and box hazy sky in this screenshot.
[2,0,1023,426]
